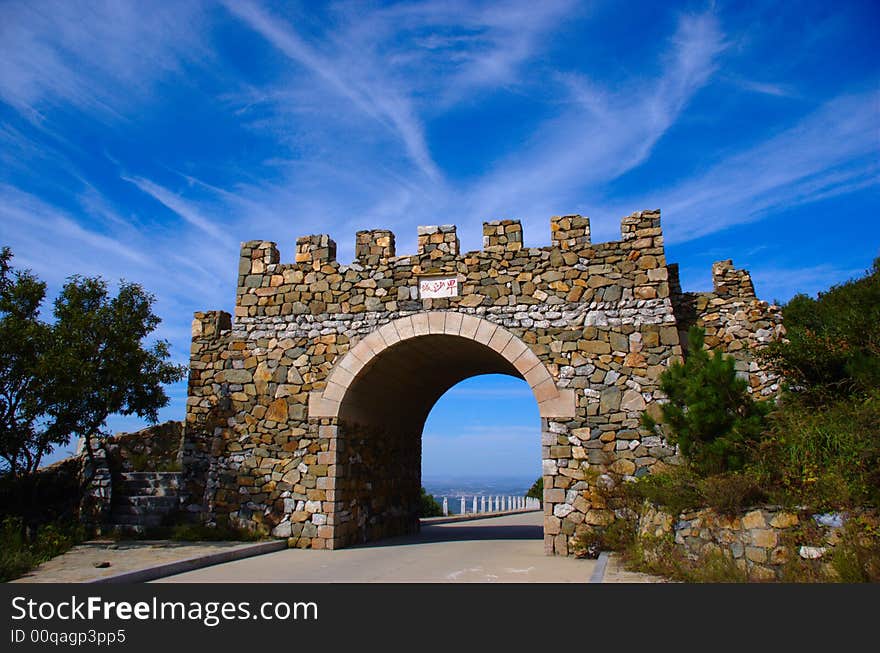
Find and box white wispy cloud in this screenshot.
[222,0,442,181]
[459,11,727,237]
[0,0,208,119]
[123,176,233,244]
[644,90,880,243]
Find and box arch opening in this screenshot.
[422,374,542,516]
[310,313,574,547]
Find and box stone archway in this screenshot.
[308,312,575,547]
[183,212,780,555]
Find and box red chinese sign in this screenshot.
[419,276,458,298]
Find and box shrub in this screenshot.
[760,258,879,405]
[526,476,543,502]
[830,514,880,583]
[0,516,84,582]
[752,392,880,509]
[697,471,767,516]
[419,487,443,517]
[627,468,701,517]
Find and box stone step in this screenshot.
[106,514,164,527]
[113,495,179,509]
[119,474,180,486]
[117,483,180,497]
[102,524,149,536]
[119,471,182,481]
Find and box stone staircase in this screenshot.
[107,472,182,535]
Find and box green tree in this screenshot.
[0,247,187,481]
[419,487,443,517]
[0,247,54,477]
[760,258,880,404]
[642,326,769,475]
[526,476,543,501]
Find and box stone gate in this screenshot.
[182,210,783,554]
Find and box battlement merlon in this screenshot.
[712,259,756,298]
[551,215,591,250]
[356,229,395,264]
[620,209,663,254]
[483,220,523,251]
[296,234,337,269]
[417,224,459,259]
[239,240,279,279]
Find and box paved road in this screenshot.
[155,511,598,583]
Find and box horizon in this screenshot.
[1,1,877,471]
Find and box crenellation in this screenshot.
[239,240,279,279]
[417,224,459,259]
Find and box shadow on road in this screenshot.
[351,519,543,549]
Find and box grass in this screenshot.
[0,517,85,582]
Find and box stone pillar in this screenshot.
[238,241,279,282]
[711,259,756,298]
[442,497,448,517]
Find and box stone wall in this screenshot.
[104,421,183,473]
[639,505,872,581]
[669,260,784,397]
[183,209,782,553]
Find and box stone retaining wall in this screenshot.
[639,504,871,580]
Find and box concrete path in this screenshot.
[157,512,597,583]
[11,540,274,583]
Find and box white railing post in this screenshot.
[472,496,477,514]
[481,496,486,513]
[442,497,448,516]
[460,496,466,515]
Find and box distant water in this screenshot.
[423,476,535,514]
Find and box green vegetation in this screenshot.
[526,476,543,501]
[419,487,443,517]
[760,258,880,405]
[0,516,85,582]
[637,260,880,512]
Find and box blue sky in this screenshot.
[1,1,877,474]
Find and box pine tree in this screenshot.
[642,326,769,475]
